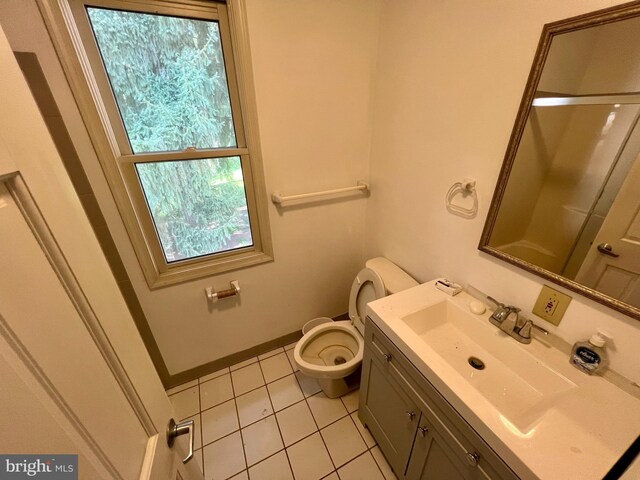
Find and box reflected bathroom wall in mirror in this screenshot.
[480,2,640,319]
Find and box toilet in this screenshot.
[293,257,418,398]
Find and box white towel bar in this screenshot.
[271,181,369,204]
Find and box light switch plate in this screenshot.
[532,285,572,326]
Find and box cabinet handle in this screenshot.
[418,426,429,436]
[383,353,392,362]
[405,411,416,421]
[466,452,480,467]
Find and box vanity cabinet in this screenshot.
[359,319,518,480]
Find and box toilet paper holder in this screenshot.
[205,280,240,302]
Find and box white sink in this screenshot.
[401,300,576,432]
[366,280,640,480]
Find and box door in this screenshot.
[359,351,420,478]
[575,153,640,308]
[0,25,200,480]
[406,421,468,480]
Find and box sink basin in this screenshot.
[401,300,576,432]
[367,281,640,480]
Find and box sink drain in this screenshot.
[468,356,485,370]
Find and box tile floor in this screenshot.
[167,342,398,480]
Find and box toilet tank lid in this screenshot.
[365,257,418,294]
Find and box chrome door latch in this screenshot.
[597,243,620,257]
[167,418,194,464]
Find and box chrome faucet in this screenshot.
[486,296,548,344]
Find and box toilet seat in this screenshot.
[348,267,384,336]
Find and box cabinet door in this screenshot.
[359,351,419,477]
[406,419,492,480]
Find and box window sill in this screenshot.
[146,249,274,289]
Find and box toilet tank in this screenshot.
[365,257,418,294]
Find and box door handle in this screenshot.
[597,243,620,258]
[167,418,194,463]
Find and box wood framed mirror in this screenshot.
[480,1,640,320]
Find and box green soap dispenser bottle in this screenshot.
[570,330,610,375]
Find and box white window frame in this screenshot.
[38,0,273,288]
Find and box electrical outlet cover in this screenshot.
[533,285,572,326]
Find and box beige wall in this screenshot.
[0,0,381,376]
[365,0,640,383]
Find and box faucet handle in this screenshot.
[486,296,504,308]
[518,320,532,339]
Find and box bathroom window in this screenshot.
[53,0,272,287]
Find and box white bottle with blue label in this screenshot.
[570,330,610,375]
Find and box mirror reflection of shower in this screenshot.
[491,103,640,278]
[482,7,640,313]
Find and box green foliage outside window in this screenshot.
[87,7,236,152]
[88,8,252,261]
[137,158,252,262]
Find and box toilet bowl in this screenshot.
[293,257,418,398]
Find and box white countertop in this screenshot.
[366,281,640,480]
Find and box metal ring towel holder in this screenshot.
[446,178,478,218]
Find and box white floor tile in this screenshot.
[322,473,339,480]
[230,356,258,371]
[231,363,265,396]
[241,415,284,466]
[284,341,297,351]
[199,367,229,384]
[351,412,376,448]
[295,371,321,397]
[203,431,246,480]
[267,374,304,411]
[236,386,273,427]
[285,349,299,372]
[200,374,234,411]
[320,416,367,468]
[338,452,385,480]
[169,385,200,420]
[192,448,204,475]
[260,352,294,383]
[341,389,360,413]
[166,379,198,396]
[248,450,293,480]
[371,446,397,480]
[276,400,317,446]
[258,347,284,361]
[176,414,201,452]
[286,432,334,480]
[201,399,239,445]
[307,392,348,428]
[228,470,248,480]
[229,470,249,480]
[322,472,340,480]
